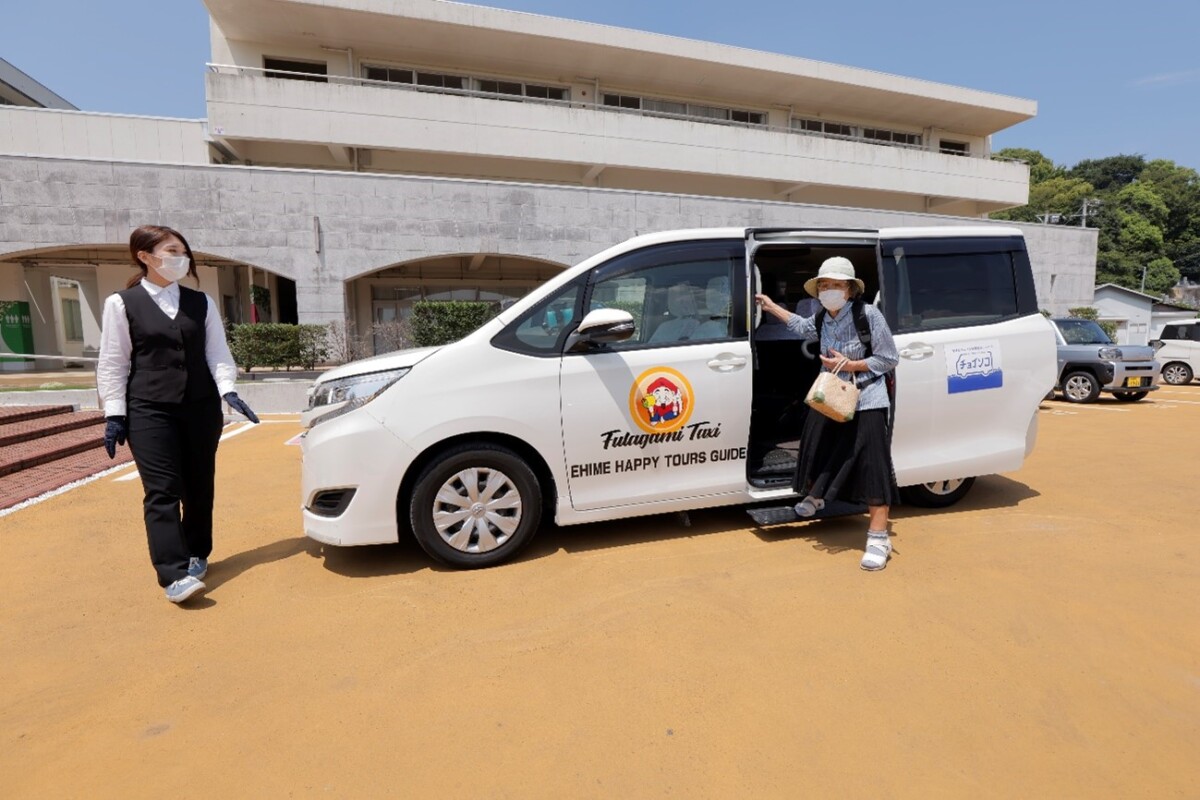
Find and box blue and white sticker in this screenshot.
[945,340,1003,394]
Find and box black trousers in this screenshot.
[126,397,224,587]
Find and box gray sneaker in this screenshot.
[187,557,208,580]
[165,576,206,603]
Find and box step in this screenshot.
[0,405,75,425]
[0,425,109,478]
[0,447,135,511]
[0,410,104,448]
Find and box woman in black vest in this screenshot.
[97,225,259,604]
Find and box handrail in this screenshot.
[205,62,994,159]
[1,353,99,363]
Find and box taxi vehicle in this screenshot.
[300,226,1056,568]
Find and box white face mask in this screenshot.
[818,289,848,312]
[154,254,190,283]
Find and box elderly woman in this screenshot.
[755,256,900,571]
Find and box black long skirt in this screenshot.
[793,407,899,508]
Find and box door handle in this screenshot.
[707,355,747,371]
[899,344,935,360]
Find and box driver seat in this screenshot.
[649,283,700,343]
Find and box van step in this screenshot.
[747,499,868,526]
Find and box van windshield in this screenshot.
[1057,319,1112,345]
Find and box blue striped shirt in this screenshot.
[785,303,899,411]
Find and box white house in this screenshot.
[1093,283,1197,345]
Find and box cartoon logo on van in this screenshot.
[629,367,694,434]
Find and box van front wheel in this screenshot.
[900,477,976,508]
[409,444,542,569]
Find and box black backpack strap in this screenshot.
[814,307,826,341]
[851,300,873,358]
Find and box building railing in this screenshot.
[206,63,999,161]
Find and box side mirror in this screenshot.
[568,308,635,351]
[1149,339,1164,351]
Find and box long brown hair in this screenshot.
[126,225,199,288]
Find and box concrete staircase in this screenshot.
[0,406,134,510]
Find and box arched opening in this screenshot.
[346,253,568,355]
[0,245,294,372]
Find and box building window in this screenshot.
[864,128,922,146]
[643,98,687,116]
[524,84,567,101]
[416,71,466,90]
[478,79,523,96]
[793,118,855,137]
[603,93,641,109]
[263,57,328,83]
[61,299,83,342]
[364,66,414,84]
[730,110,765,125]
[940,140,970,156]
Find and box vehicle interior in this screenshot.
[747,243,882,488]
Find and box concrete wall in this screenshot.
[206,73,1029,212]
[0,107,209,164]
[0,154,1098,324]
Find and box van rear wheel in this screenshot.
[409,444,542,569]
[900,477,976,508]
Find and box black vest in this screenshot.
[119,284,219,404]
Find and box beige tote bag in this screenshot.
[804,358,860,422]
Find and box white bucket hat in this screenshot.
[803,256,865,298]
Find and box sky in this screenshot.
[2,0,1198,171]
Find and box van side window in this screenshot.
[492,280,582,356]
[584,240,745,350]
[884,243,1029,333]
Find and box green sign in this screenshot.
[1,301,35,364]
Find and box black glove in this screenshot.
[104,416,127,459]
[223,392,260,424]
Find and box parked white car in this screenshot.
[1152,320,1200,385]
[300,226,1057,568]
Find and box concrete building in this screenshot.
[0,0,1099,365]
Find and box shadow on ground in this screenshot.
[301,474,1040,576]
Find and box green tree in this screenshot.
[1069,155,1146,192]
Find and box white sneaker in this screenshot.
[165,576,206,603]
[860,532,892,571]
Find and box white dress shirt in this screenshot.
[97,279,238,416]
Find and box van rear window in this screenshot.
[883,246,1030,333]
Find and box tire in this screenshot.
[1112,391,1148,402]
[1162,362,1194,386]
[900,477,976,508]
[1061,371,1101,403]
[408,443,542,569]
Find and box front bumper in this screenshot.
[300,407,418,547]
[1103,361,1160,392]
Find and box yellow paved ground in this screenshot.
[2,390,1198,798]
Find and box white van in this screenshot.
[300,227,1056,568]
[1151,321,1200,385]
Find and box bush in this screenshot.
[228,323,329,371]
[409,301,497,347]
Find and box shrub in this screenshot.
[228,323,330,371]
[409,301,497,347]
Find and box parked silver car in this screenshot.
[1050,318,1160,403]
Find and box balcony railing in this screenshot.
[206,63,991,160]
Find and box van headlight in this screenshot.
[1098,347,1122,360]
[307,368,410,428]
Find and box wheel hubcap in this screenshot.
[924,478,965,496]
[1065,376,1092,400]
[432,468,522,553]
[1164,365,1188,384]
